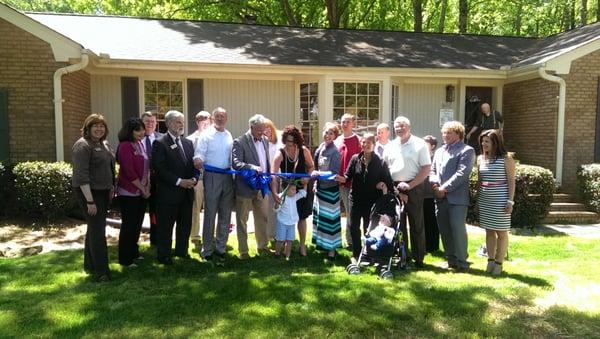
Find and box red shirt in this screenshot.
[336,134,361,188]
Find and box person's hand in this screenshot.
[505,202,514,214]
[433,187,446,199]
[300,177,309,186]
[179,179,195,189]
[310,170,320,178]
[376,182,387,194]
[254,165,263,174]
[194,158,204,170]
[335,175,346,183]
[396,182,410,192]
[141,186,151,199]
[87,203,97,216]
[399,193,409,204]
[272,193,282,205]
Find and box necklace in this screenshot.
[285,147,299,163]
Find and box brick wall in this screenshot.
[563,51,600,190]
[62,71,91,162]
[503,78,559,175]
[0,18,90,163]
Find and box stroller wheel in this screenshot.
[379,270,394,280]
[346,264,360,275]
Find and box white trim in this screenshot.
[1,3,83,62]
[538,67,566,185]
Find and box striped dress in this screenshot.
[478,156,511,231]
[312,142,342,251]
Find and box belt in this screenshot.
[480,181,507,187]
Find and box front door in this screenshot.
[0,89,9,163]
[465,86,492,152]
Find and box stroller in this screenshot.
[345,193,408,279]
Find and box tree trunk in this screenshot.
[581,0,588,25]
[514,2,523,35]
[438,0,448,33]
[413,0,423,32]
[597,0,600,22]
[324,0,349,28]
[280,0,299,26]
[459,0,468,33]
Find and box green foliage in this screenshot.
[577,163,600,213]
[4,0,598,37]
[468,163,555,228]
[12,161,74,221]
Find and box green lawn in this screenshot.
[1,230,599,338]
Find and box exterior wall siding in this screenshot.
[503,78,558,178]
[204,78,295,138]
[0,18,60,162]
[90,75,122,148]
[401,83,458,139]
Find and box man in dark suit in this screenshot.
[232,114,271,259]
[141,111,163,246]
[151,110,197,265]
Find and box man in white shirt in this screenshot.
[383,116,431,268]
[193,107,234,264]
[186,111,211,247]
[375,123,391,158]
[232,114,271,259]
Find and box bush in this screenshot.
[13,161,74,221]
[467,163,555,228]
[577,164,600,213]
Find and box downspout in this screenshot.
[53,52,89,161]
[538,66,566,186]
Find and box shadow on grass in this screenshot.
[0,244,585,337]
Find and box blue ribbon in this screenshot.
[199,165,337,197]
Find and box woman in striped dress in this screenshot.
[311,122,343,260]
[477,129,516,275]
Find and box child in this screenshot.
[365,214,395,251]
[274,182,307,260]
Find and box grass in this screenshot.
[1,228,600,337]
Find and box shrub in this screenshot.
[12,161,74,221]
[467,163,555,228]
[577,164,600,213]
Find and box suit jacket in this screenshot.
[430,141,475,206]
[151,133,196,204]
[232,131,270,198]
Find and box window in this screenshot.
[333,82,380,133]
[299,82,319,149]
[144,80,183,133]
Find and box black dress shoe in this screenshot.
[96,274,111,283]
[158,257,173,265]
[175,254,192,260]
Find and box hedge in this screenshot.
[577,163,600,213]
[467,163,555,228]
[13,161,74,220]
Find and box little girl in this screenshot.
[274,182,307,260]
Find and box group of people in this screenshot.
[71,103,515,283]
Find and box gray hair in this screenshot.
[212,107,226,116]
[248,114,267,128]
[195,110,211,121]
[165,110,184,125]
[394,116,411,126]
[377,123,390,131]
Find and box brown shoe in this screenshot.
[239,253,251,260]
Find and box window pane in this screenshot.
[357,83,368,95]
[300,84,309,95]
[144,81,157,93]
[309,83,318,95]
[171,81,182,94]
[333,109,345,120]
[171,94,183,107]
[301,96,310,109]
[301,108,309,120]
[157,81,169,94]
[357,108,368,119]
[145,94,156,105]
[369,96,379,108]
[345,96,356,108]
[333,95,345,108]
[369,83,379,95]
[345,83,356,95]
[357,95,367,108]
[368,109,379,120]
[333,82,344,94]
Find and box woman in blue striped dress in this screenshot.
[311,122,343,261]
[477,129,516,275]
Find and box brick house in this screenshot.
[1,3,599,191]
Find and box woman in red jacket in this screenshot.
[117,117,150,267]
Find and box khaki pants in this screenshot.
[190,180,204,240]
[236,191,269,255]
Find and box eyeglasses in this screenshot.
[285,138,295,143]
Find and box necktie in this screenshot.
[175,137,187,162]
[378,145,384,157]
[145,136,152,157]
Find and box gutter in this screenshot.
[538,66,566,185]
[53,51,89,161]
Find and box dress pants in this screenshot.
[118,195,145,265]
[340,185,352,245]
[77,189,111,278]
[156,198,193,260]
[423,197,440,252]
[202,172,234,258]
[435,198,469,269]
[190,179,204,241]
[236,191,269,255]
[148,175,159,246]
[398,182,426,263]
[349,204,371,258]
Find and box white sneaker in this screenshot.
[492,262,503,275]
[486,260,496,273]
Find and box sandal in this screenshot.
[299,246,307,257]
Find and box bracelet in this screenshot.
[507,200,514,206]
[86,201,95,205]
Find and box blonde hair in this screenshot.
[441,121,465,140]
[264,118,278,144]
